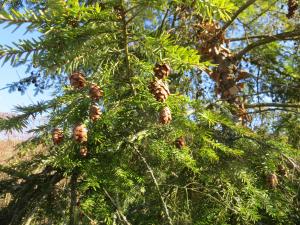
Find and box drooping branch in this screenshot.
[235,29,300,60]
[222,0,258,31]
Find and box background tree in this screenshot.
[0,0,299,224]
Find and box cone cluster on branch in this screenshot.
[149,78,170,102]
[149,63,172,124]
[69,72,103,123]
[194,20,251,124]
[52,128,64,145]
[175,136,186,149]
[287,0,298,18]
[58,72,105,156]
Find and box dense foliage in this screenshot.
[0,0,299,224]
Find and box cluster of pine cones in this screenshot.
[195,21,251,124]
[149,63,186,149]
[149,63,172,124]
[52,72,104,157]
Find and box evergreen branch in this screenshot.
[248,108,300,114]
[120,5,130,77]
[245,103,300,108]
[227,34,276,42]
[0,101,50,132]
[0,38,45,66]
[235,29,300,60]
[133,146,173,225]
[222,0,257,31]
[0,9,43,25]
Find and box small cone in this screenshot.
[149,79,170,102]
[89,104,102,122]
[52,128,64,145]
[69,72,86,89]
[175,136,186,149]
[153,63,171,79]
[79,146,88,157]
[159,107,172,124]
[89,83,104,101]
[73,124,88,143]
[266,173,278,188]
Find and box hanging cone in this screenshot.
[89,83,104,101]
[153,63,171,79]
[52,128,64,145]
[73,124,88,143]
[79,146,88,157]
[287,0,298,18]
[159,107,172,124]
[175,136,186,149]
[149,79,170,102]
[69,72,86,89]
[266,173,278,188]
[89,104,102,122]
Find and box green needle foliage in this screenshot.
[0,0,299,224]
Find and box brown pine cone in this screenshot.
[52,128,64,145]
[89,104,102,122]
[175,136,186,149]
[79,146,88,157]
[149,79,170,102]
[69,72,86,89]
[287,0,298,18]
[153,63,171,79]
[266,173,278,188]
[73,124,88,143]
[159,107,172,124]
[89,83,104,101]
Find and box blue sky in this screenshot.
[0,24,50,112]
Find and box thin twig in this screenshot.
[133,146,173,225]
[235,29,300,60]
[245,103,300,108]
[103,188,131,225]
[157,9,170,35]
[222,0,258,31]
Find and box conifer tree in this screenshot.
[0,0,299,224]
